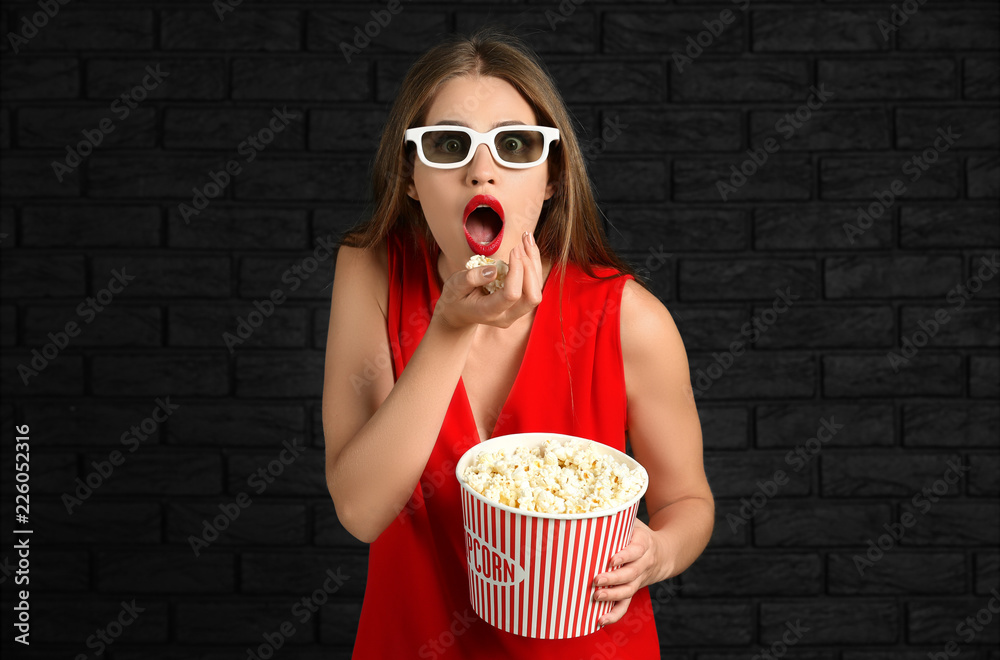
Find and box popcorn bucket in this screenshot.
[455,432,648,639]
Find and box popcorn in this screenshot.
[461,437,645,514]
[466,255,509,294]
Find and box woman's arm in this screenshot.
[323,234,545,543]
[322,244,477,543]
[592,278,715,625]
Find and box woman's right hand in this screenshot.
[432,231,545,332]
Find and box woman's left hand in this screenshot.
[591,519,670,627]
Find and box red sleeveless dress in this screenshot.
[350,228,661,659]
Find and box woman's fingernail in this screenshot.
[482,266,496,279]
[528,232,536,247]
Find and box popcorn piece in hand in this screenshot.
[466,255,509,294]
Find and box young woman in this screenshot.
[323,26,714,659]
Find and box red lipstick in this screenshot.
[463,194,505,256]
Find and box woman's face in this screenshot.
[406,75,557,277]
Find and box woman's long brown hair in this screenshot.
[339,25,645,290]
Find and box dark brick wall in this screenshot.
[1,1,998,658]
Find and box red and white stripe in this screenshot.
[461,488,640,639]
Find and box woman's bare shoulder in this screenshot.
[619,278,688,373]
[335,240,389,319]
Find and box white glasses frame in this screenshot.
[404,125,561,169]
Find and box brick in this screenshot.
[897,108,998,150]
[176,600,316,644]
[900,206,1000,248]
[753,10,887,52]
[819,58,955,99]
[21,205,161,246]
[233,157,370,201]
[87,58,225,100]
[87,154,240,199]
[968,155,1000,199]
[166,404,305,447]
[699,406,749,450]
[457,11,596,54]
[241,552,365,598]
[227,446,324,496]
[169,303,308,349]
[0,57,78,99]
[671,308,749,352]
[1,254,85,297]
[608,208,746,256]
[29,599,168,644]
[17,106,156,148]
[1,353,84,396]
[751,108,890,151]
[309,108,387,152]
[755,304,894,349]
[705,452,810,497]
[680,259,818,301]
[1,155,81,196]
[547,60,664,103]
[674,155,812,202]
[309,10,448,54]
[82,450,221,495]
[710,502,748,547]
[96,549,233,592]
[903,403,999,447]
[166,503,308,546]
[900,502,1000,546]
[757,404,893,448]
[761,600,897,643]
[0,449,74,493]
[605,11,743,54]
[164,106,304,150]
[589,158,668,202]
[821,155,959,200]
[690,353,816,399]
[756,205,891,249]
[238,255,336,300]
[0,206,13,247]
[966,252,1000,299]
[23,305,161,347]
[821,453,967,497]
[162,9,300,51]
[755,503,893,546]
[824,354,962,397]
[1,305,16,346]
[10,8,152,50]
[901,305,998,348]
[656,602,753,646]
[899,10,999,51]
[30,501,161,544]
[90,255,229,297]
[828,552,965,595]
[26,550,89,591]
[672,60,809,102]
[969,454,999,497]
[313,307,329,350]
[976,553,998,594]
[908,598,1000,644]
[826,255,963,298]
[91,353,229,397]
[606,109,741,152]
[683,552,821,595]
[19,401,166,446]
[167,207,308,248]
[971,355,999,399]
[233,58,369,101]
[965,57,999,99]
[319,602,364,645]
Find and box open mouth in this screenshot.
[463,194,505,256]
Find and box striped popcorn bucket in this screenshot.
[455,432,648,639]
